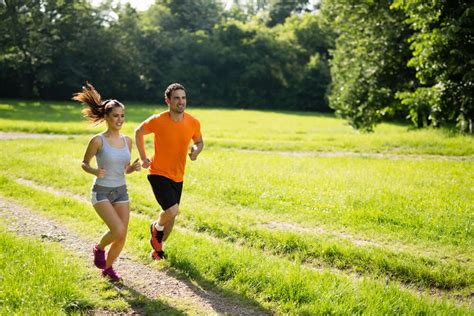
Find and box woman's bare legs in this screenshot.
[94,201,130,268]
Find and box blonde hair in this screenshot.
[72,82,124,125]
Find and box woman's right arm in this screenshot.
[82,136,105,178]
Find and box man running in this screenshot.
[135,83,204,260]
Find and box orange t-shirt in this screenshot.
[143,111,201,182]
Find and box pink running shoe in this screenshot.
[93,244,106,269]
[102,266,122,283]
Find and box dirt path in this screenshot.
[0,197,269,315]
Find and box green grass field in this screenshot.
[0,99,472,314]
[0,225,129,314]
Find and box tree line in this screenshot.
[0,0,472,132]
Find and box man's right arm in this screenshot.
[134,122,151,168]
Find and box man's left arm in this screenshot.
[189,136,204,161]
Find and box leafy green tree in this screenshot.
[103,3,145,100]
[157,0,223,33]
[322,0,413,131]
[0,0,335,112]
[280,13,334,111]
[392,0,474,132]
[135,3,222,103]
[212,20,295,107]
[240,0,316,26]
[244,0,269,16]
[223,1,249,22]
[267,0,310,26]
[209,13,332,110]
[0,0,120,99]
[0,0,57,97]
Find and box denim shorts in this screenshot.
[91,184,129,206]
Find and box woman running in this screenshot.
[73,82,141,282]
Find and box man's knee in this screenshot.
[165,204,179,217]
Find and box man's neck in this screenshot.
[169,110,184,122]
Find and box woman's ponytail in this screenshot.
[72,82,105,124]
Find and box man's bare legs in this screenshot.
[150,204,178,259]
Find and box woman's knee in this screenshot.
[111,226,127,241]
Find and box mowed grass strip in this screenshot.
[1,100,473,156]
[165,230,471,314]
[186,149,473,249]
[1,138,472,250]
[0,176,470,314]
[4,169,474,294]
[0,138,472,293]
[0,226,128,314]
[179,208,474,292]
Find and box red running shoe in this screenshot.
[102,266,122,283]
[150,222,163,252]
[150,250,165,261]
[93,244,106,269]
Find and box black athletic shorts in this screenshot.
[147,174,183,211]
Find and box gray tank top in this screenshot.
[94,134,130,187]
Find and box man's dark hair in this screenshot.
[165,83,186,99]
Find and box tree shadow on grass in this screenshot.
[0,99,160,123]
[0,99,81,122]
